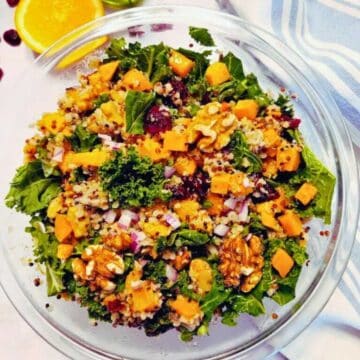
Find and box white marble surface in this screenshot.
[0,1,359,359]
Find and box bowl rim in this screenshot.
[1,5,359,360]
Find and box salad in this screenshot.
[5,27,335,341]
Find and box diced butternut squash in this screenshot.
[210,173,232,195]
[131,281,160,313]
[276,141,301,172]
[47,195,63,219]
[122,69,152,91]
[295,183,318,206]
[174,156,197,176]
[60,149,111,173]
[263,128,282,157]
[98,61,119,81]
[205,62,231,86]
[57,244,74,260]
[125,266,143,292]
[67,206,89,238]
[54,214,73,242]
[206,193,224,216]
[169,50,194,78]
[169,295,202,320]
[162,131,188,152]
[278,210,303,236]
[100,100,123,125]
[189,259,213,294]
[229,173,253,197]
[173,199,200,222]
[37,112,66,134]
[138,138,170,162]
[233,100,259,120]
[142,220,172,237]
[262,158,278,178]
[271,248,294,278]
[260,210,281,231]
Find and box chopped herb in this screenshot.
[189,27,215,46]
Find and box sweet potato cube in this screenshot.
[206,193,224,216]
[122,68,152,91]
[210,173,232,195]
[131,281,161,313]
[138,138,170,162]
[278,210,303,236]
[276,142,301,172]
[260,210,281,231]
[173,199,200,222]
[174,156,197,176]
[99,61,119,81]
[37,112,66,134]
[57,244,74,260]
[162,131,188,152]
[54,214,73,242]
[205,62,231,86]
[233,99,259,120]
[271,248,294,278]
[169,50,194,78]
[169,295,202,320]
[295,183,318,205]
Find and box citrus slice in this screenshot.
[15,0,106,67]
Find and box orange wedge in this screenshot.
[15,0,106,67]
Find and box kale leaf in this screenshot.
[274,94,294,117]
[68,125,101,152]
[143,260,167,283]
[229,130,262,173]
[100,147,170,207]
[158,229,210,251]
[189,27,215,46]
[125,90,156,134]
[222,52,244,80]
[6,160,61,215]
[289,130,336,224]
[93,93,111,109]
[106,38,171,82]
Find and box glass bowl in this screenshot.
[0,5,358,360]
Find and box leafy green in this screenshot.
[64,276,111,321]
[125,90,156,134]
[229,130,262,173]
[189,27,215,46]
[288,130,336,224]
[222,52,244,80]
[93,93,110,109]
[144,307,172,336]
[252,261,274,300]
[102,0,141,9]
[106,38,171,82]
[272,266,301,305]
[6,160,61,215]
[175,271,200,301]
[70,167,89,184]
[157,229,210,251]
[143,260,167,283]
[46,263,65,296]
[100,147,170,207]
[68,125,101,152]
[274,94,294,117]
[266,238,308,266]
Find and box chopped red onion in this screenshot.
[122,209,139,223]
[165,213,181,229]
[224,197,237,210]
[130,231,146,253]
[237,200,249,223]
[51,147,64,162]
[245,233,252,242]
[103,210,117,224]
[98,133,112,142]
[214,224,229,237]
[164,166,175,178]
[118,213,132,229]
[139,259,149,267]
[165,264,178,282]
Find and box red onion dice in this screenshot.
[165,264,178,282]
[51,147,64,162]
[224,197,237,210]
[214,224,229,237]
[103,210,117,224]
[165,213,181,229]
[164,166,175,178]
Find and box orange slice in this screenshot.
[15,0,106,67]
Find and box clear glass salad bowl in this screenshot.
[0,5,358,360]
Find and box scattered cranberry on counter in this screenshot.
[7,0,20,7]
[3,29,22,46]
[0,68,3,81]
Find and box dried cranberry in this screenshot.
[3,29,21,46]
[144,105,172,135]
[0,68,3,81]
[288,118,301,128]
[251,181,279,204]
[170,79,189,101]
[107,299,124,313]
[201,92,212,105]
[7,0,19,7]
[167,170,210,200]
